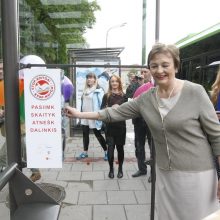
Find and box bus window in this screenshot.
[178,61,189,80]
[190,58,202,84]
[203,66,218,92]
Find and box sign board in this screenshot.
[75,60,119,115]
[24,68,62,168]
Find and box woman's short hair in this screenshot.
[147,43,180,70]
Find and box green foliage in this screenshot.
[20,0,100,63]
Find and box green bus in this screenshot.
[176,23,220,92]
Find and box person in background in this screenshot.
[141,67,152,83]
[0,61,6,171]
[132,68,154,181]
[0,60,41,182]
[65,43,220,220]
[77,72,107,160]
[101,75,127,179]
[210,68,220,179]
[211,68,220,119]
[125,70,139,99]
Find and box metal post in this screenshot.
[150,140,156,220]
[1,0,21,216]
[155,0,160,42]
[152,4,160,217]
[142,0,147,65]
[105,23,127,56]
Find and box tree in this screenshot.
[20,0,100,63]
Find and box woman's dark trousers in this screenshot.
[82,125,107,151]
[133,117,152,173]
[107,136,124,172]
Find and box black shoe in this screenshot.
[108,170,114,179]
[117,171,123,178]
[132,170,147,178]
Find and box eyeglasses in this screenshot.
[141,71,148,73]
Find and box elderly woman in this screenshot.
[65,43,220,220]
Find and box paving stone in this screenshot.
[0,203,9,220]
[37,170,59,181]
[81,171,104,180]
[49,163,72,171]
[64,152,75,158]
[93,180,119,191]
[125,204,151,220]
[107,191,137,204]
[93,152,106,158]
[93,162,109,171]
[93,205,126,220]
[122,162,137,171]
[126,132,135,139]
[62,189,78,204]
[66,181,92,192]
[59,205,92,220]
[57,171,81,181]
[71,162,93,171]
[134,190,151,204]
[142,178,152,191]
[118,179,146,190]
[78,191,107,205]
[0,190,8,202]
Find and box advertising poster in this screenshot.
[24,69,62,168]
[75,60,119,114]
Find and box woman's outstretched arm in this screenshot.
[65,106,99,120]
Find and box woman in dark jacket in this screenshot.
[101,75,127,178]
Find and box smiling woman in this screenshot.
[66,42,220,220]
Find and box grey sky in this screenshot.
[85,0,220,64]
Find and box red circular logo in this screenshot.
[30,75,55,100]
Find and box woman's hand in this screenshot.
[65,106,80,118]
[65,106,100,120]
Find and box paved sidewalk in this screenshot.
[0,120,157,220]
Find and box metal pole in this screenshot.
[1,0,21,216]
[155,0,160,42]
[142,0,147,65]
[150,3,160,217]
[105,23,127,56]
[150,140,156,220]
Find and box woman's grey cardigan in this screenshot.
[99,81,220,171]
